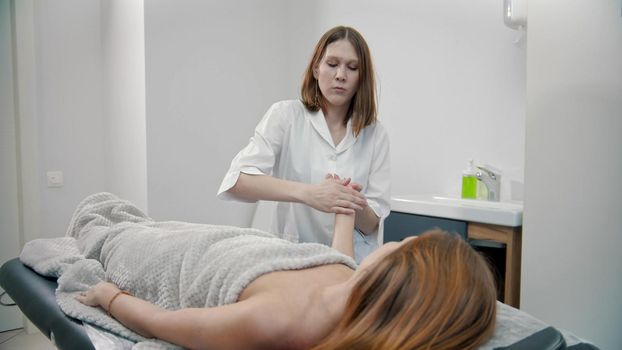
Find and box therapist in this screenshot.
[217,26,390,262]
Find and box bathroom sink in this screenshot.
[391,194,523,227]
[429,196,523,211]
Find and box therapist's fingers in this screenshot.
[331,206,356,215]
[324,174,355,189]
[335,199,363,211]
[343,187,367,206]
[341,178,351,186]
[325,173,344,180]
[350,182,363,192]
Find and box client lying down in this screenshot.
[21,192,496,349]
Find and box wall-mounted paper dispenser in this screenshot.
[503,0,527,30]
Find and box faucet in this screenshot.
[476,165,501,201]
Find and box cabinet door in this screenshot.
[383,211,467,243]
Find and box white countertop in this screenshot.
[391,195,523,227]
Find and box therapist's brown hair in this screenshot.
[312,230,497,350]
[301,26,377,137]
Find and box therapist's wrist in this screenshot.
[295,182,314,205]
[355,205,380,235]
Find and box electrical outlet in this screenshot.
[47,171,64,188]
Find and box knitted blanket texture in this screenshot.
[19,192,356,349]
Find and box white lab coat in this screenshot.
[218,100,391,262]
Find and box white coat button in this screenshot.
[329,155,337,161]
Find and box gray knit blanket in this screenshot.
[19,192,357,349]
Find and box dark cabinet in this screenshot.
[383,211,467,242]
[383,210,521,308]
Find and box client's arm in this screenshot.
[332,213,355,258]
[77,282,282,349]
[341,181,379,235]
[329,176,357,259]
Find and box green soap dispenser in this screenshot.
[461,159,478,199]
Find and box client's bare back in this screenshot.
[237,263,355,349]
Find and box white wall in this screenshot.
[11,0,525,234]
[101,0,148,211]
[522,1,622,349]
[288,0,526,201]
[33,0,107,237]
[11,2,43,291]
[144,0,525,228]
[0,0,25,332]
[144,0,290,225]
[0,0,21,266]
[8,0,148,246]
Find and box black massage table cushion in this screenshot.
[0,258,95,350]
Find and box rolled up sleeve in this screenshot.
[217,103,287,202]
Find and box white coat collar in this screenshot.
[309,109,357,154]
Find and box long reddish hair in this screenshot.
[313,230,497,350]
[300,26,377,137]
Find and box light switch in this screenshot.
[47,171,64,187]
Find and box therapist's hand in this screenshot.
[303,174,367,214]
[327,175,378,235]
[349,181,363,192]
[329,174,366,206]
[329,174,362,193]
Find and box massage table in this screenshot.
[1,258,95,350]
[0,257,599,350]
